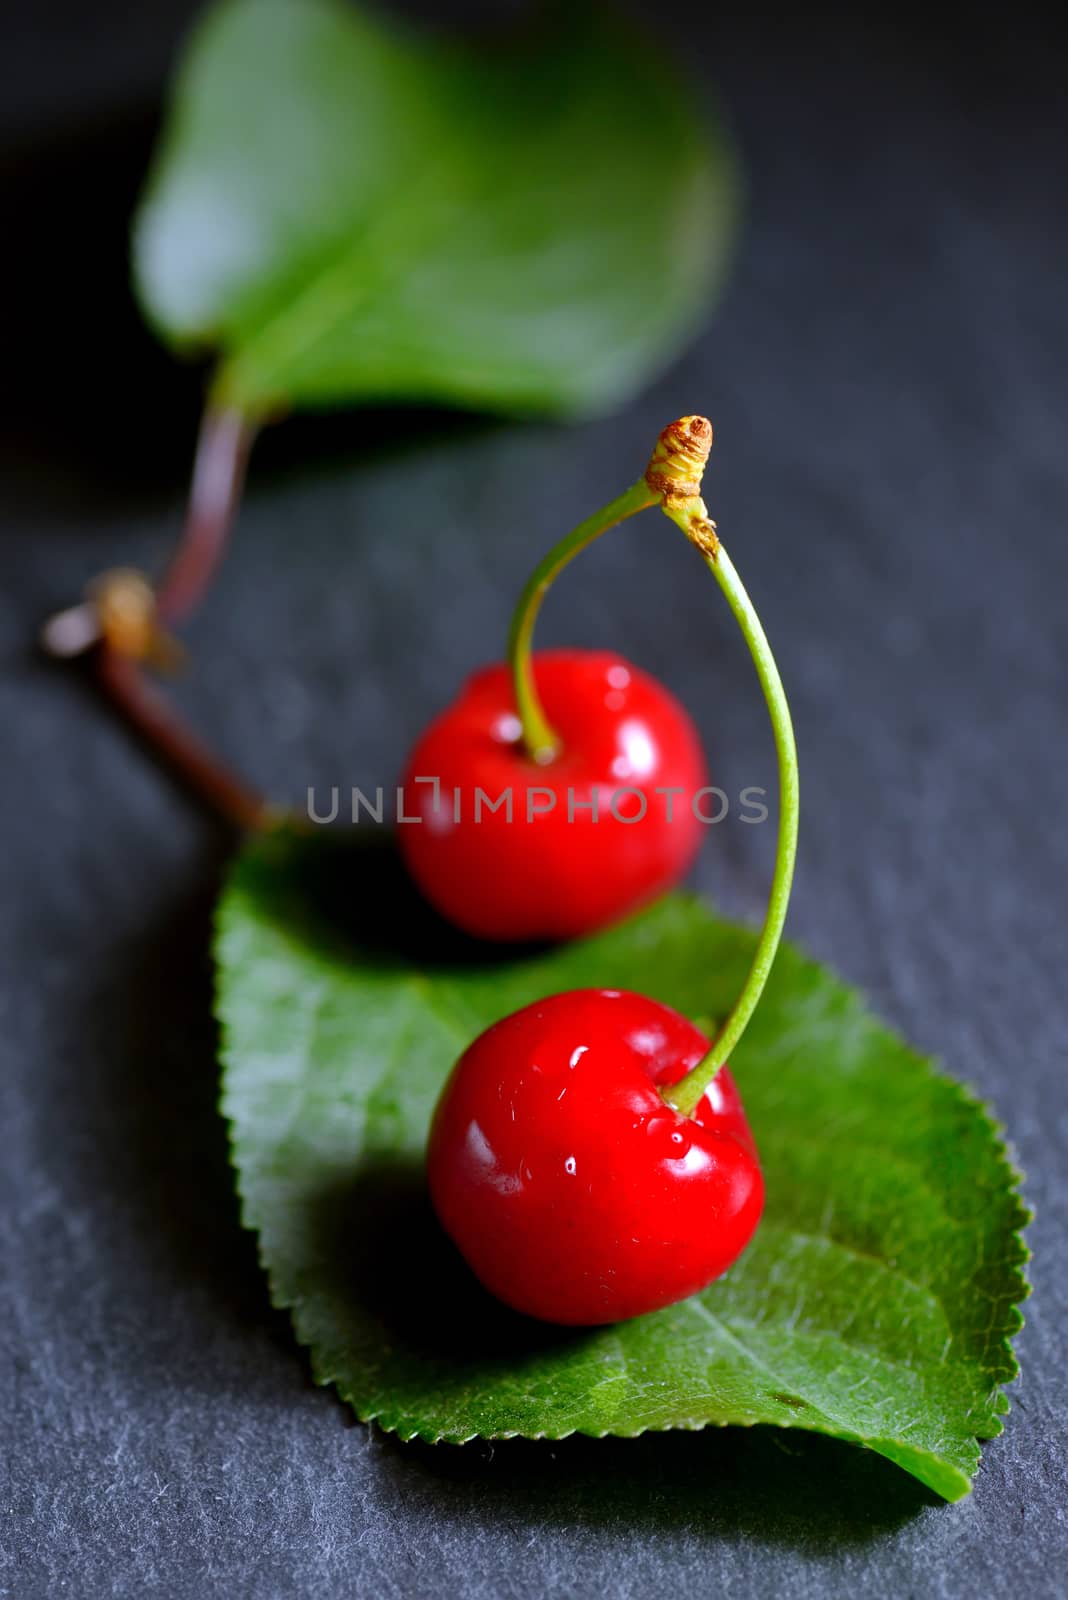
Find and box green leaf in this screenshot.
[132,0,737,419]
[216,830,1029,1502]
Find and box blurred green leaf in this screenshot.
[216,830,1029,1501]
[132,0,736,418]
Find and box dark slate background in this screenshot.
[3,3,1066,1595]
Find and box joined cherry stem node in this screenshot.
[506,415,799,1117]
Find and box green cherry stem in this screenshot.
[647,417,799,1117]
[507,478,656,763]
[665,536,799,1113]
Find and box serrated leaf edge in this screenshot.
[213,870,1031,1503]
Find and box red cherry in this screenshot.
[427,988,764,1325]
[398,649,708,941]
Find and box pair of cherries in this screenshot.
[396,419,795,1327]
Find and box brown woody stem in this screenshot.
[156,405,256,623]
[96,646,269,832]
[40,402,269,832]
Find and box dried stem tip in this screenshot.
[645,415,719,558]
[646,415,713,501]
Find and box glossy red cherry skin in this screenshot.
[427,989,764,1325]
[398,650,707,942]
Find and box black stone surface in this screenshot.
[3,4,1066,1596]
